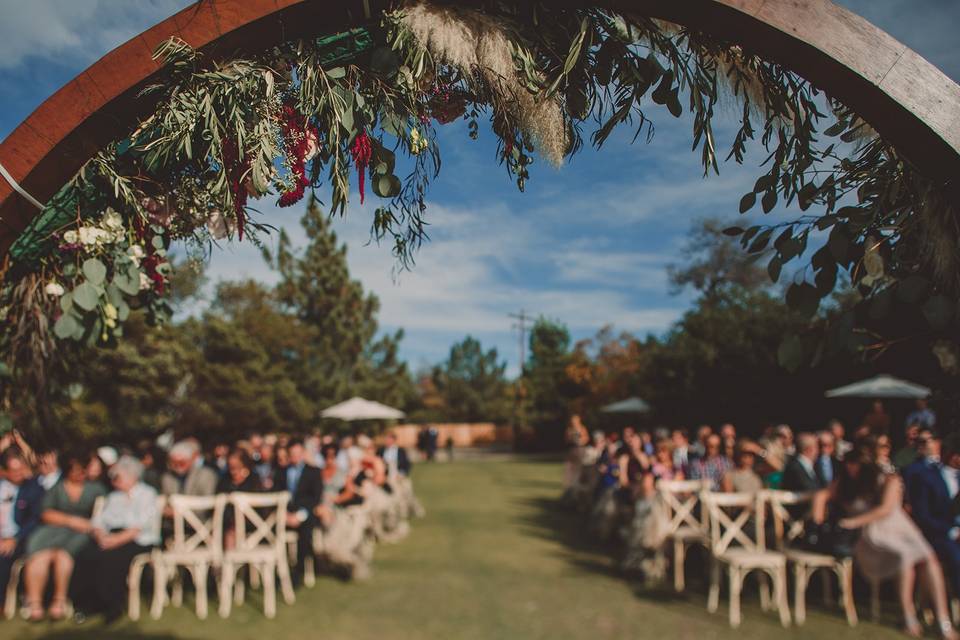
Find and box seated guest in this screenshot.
[23,451,106,621]
[874,433,896,475]
[650,438,682,483]
[670,428,692,471]
[903,427,940,490]
[909,433,960,605]
[894,422,923,470]
[813,453,956,639]
[687,434,731,491]
[137,444,165,492]
[829,419,853,461]
[816,431,841,486]
[72,456,160,623]
[160,440,218,497]
[315,444,362,526]
[618,432,651,501]
[0,449,44,611]
[217,448,261,550]
[378,432,411,480]
[254,442,277,490]
[356,436,389,490]
[274,438,323,584]
[209,442,230,478]
[782,432,824,492]
[721,440,763,494]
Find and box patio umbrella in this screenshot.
[824,374,931,399]
[321,397,406,420]
[600,396,651,414]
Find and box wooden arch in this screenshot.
[1,0,958,255]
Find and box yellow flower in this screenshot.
[104,303,118,320]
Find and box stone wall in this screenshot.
[391,423,513,448]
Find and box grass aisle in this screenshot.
[6,457,902,639]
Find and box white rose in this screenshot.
[78,227,98,246]
[44,282,65,296]
[102,208,124,230]
[62,230,78,244]
[139,272,152,290]
[127,244,145,266]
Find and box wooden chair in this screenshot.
[127,495,167,621]
[702,491,791,628]
[3,496,107,620]
[284,530,316,587]
[765,489,857,626]
[658,478,710,592]
[218,492,295,619]
[150,494,226,620]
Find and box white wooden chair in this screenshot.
[702,491,791,628]
[658,478,710,592]
[3,496,107,620]
[284,530,316,587]
[765,489,858,626]
[127,495,167,621]
[150,494,226,620]
[313,503,377,580]
[218,492,295,619]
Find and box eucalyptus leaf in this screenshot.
[82,258,107,285]
[72,282,100,311]
[53,313,81,340]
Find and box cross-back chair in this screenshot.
[764,489,857,626]
[126,494,167,621]
[702,491,791,628]
[218,492,295,619]
[657,478,710,592]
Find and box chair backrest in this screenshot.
[229,491,289,555]
[92,495,105,521]
[657,478,710,535]
[763,489,814,550]
[701,491,765,555]
[168,494,226,557]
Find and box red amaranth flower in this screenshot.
[350,130,372,205]
[141,254,166,295]
[277,101,317,209]
[222,137,250,240]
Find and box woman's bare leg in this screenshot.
[51,550,74,609]
[901,563,921,636]
[23,551,52,616]
[918,555,956,637]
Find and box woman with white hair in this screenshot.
[71,455,160,623]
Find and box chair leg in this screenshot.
[839,561,858,627]
[729,566,743,628]
[234,567,245,606]
[171,568,183,608]
[150,561,166,620]
[127,558,144,621]
[4,559,23,621]
[304,554,316,588]
[250,563,261,589]
[262,562,277,619]
[218,563,232,619]
[674,540,686,592]
[775,568,792,628]
[870,579,880,621]
[759,572,771,611]
[192,564,208,620]
[278,556,296,605]
[708,559,721,613]
[794,564,808,626]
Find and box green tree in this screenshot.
[524,318,574,450]
[431,336,510,423]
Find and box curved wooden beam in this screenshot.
[1,0,958,256]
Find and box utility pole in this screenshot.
[509,309,532,376]
[509,309,534,444]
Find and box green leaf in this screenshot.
[767,256,783,283]
[54,313,82,339]
[827,226,849,263]
[82,258,107,286]
[72,282,100,311]
[114,267,141,296]
[152,236,165,250]
[748,228,773,253]
[777,335,804,372]
[373,174,402,198]
[824,120,847,137]
[369,48,399,76]
[722,226,744,236]
[923,295,954,329]
[738,192,756,214]
[896,276,930,305]
[106,283,124,308]
[786,283,820,318]
[761,189,777,214]
[326,67,346,79]
[666,90,682,117]
[59,291,74,313]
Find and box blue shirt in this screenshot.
[286,462,305,495]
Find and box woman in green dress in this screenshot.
[23,450,106,621]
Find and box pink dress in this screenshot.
[848,474,932,581]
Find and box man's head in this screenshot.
[697,425,713,444]
[167,440,200,476]
[671,428,689,447]
[705,434,722,459]
[2,449,28,485]
[385,432,397,447]
[817,431,836,458]
[904,422,921,446]
[917,428,941,459]
[287,438,305,466]
[828,419,845,441]
[796,432,818,460]
[720,423,736,441]
[37,449,58,476]
[776,424,794,446]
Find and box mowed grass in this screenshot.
[4,456,905,639]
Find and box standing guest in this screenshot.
[671,429,692,471]
[690,425,712,459]
[378,432,411,480]
[687,434,731,491]
[721,440,764,494]
[908,434,960,604]
[160,440,218,497]
[894,422,923,470]
[906,398,937,430]
[813,454,956,639]
[35,449,61,490]
[0,449,44,611]
[817,431,841,487]
[22,451,106,621]
[71,456,160,623]
[782,433,824,492]
[863,400,892,434]
[829,420,853,460]
[274,438,323,585]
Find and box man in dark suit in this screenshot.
[816,431,841,487]
[782,432,825,492]
[907,432,960,594]
[0,449,44,608]
[377,432,411,479]
[274,438,323,584]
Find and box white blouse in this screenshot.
[92,482,161,546]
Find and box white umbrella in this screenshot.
[321,396,406,421]
[824,374,931,399]
[601,396,651,413]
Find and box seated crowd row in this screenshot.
[563,400,960,639]
[0,430,419,624]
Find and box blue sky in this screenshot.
[0,1,958,377]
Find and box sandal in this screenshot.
[904,614,922,638]
[25,602,44,623]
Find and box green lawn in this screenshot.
[5,456,904,639]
